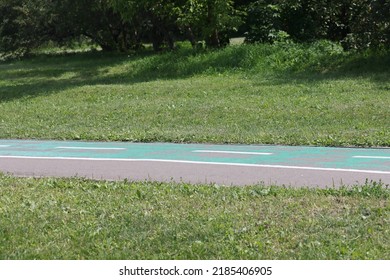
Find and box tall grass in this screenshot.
[99,40,389,79]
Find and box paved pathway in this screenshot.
[0,140,389,187]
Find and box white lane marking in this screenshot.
[1,156,390,175]
[193,150,273,156]
[56,146,126,151]
[0,145,11,148]
[353,156,390,160]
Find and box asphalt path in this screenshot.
[0,139,389,187]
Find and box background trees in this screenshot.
[1,0,389,56]
[244,0,390,49]
[0,0,54,55]
[110,0,242,49]
[177,0,243,48]
[0,0,129,54]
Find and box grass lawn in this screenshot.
[0,174,388,260]
[1,42,389,260]
[0,41,389,147]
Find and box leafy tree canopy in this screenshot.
[1,0,389,57]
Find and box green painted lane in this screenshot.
[0,139,389,172]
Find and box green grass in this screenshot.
[0,41,389,146]
[0,174,388,260]
[1,43,389,260]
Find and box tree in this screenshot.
[244,0,282,43]
[2,0,388,56]
[109,0,182,51]
[0,0,138,55]
[50,0,134,52]
[0,0,56,55]
[243,0,390,49]
[343,0,390,49]
[111,0,243,49]
[177,0,243,48]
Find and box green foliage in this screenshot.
[110,0,183,51]
[0,0,133,56]
[0,0,244,55]
[1,0,389,55]
[110,0,243,49]
[244,0,390,49]
[340,0,390,49]
[61,0,132,52]
[244,1,282,43]
[177,0,243,47]
[0,0,54,56]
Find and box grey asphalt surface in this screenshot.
[1,157,389,188]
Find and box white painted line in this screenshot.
[353,156,390,160]
[1,156,390,175]
[56,146,126,151]
[193,150,273,156]
[0,145,10,148]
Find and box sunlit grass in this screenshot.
[0,174,388,260]
[1,42,389,146]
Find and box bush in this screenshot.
[244,0,390,50]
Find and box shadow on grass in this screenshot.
[1,44,389,102]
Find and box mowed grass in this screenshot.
[1,42,389,260]
[0,174,389,260]
[0,42,389,146]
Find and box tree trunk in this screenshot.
[205,2,220,48]
[206,29,220,48]
[186,26,197,48]
[165,31,176,50]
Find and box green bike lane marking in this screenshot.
[0,139,389,173]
